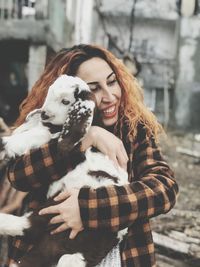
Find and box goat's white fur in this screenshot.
[41,75,93,126]
[2,111,54,158]
[47,148,128,198]
[57,254,85,267]
[0,74,128,267]
[1,75,92,158]
[0,213,31,236]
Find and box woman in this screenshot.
[7,44,178,267]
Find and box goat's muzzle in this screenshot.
[41,111,50,121]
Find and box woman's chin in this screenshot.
[101,114,118,127]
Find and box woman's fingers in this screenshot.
[54,190,70,201]
[117,147,128,170]
[69,229,82,239]
[51,224,82,238]
[51,222,69,234]
[108,144,128,170]
[121,143,129,161]
[39,205,60,215]
[114,140,128,169]
[50,215,63,224]
[39,189,83,236]
[91,126,128,170]
[117,155,127,170]
[107,152,119,168]
[39,191,71,215]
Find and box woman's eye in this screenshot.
[89,86,100,92]
[61,99,70,105]
[108,79,117,86]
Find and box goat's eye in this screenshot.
[61,99,70,105]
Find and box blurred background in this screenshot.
[0,0,200,266]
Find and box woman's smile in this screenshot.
[101,104,118,118]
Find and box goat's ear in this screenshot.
[74,88,93,102]
[26,109,42,121]
[57,100,94,154]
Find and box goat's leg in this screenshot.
[0,197,61,239]
[0,213,30,236]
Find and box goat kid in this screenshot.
[0,75,128,267]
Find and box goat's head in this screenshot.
[41,75,95,147]
[41,75,95,126]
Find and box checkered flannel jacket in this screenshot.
[6,124,178,267]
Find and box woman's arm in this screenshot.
[78,126,178,232]
[38,125,178,237]
[7,139,78,192]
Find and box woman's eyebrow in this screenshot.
[107,72,115,79]
[87,81,98,85]
[87,72,115,85]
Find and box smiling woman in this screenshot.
[6,44,178,267]
[76,58,122,127]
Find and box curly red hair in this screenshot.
[16,44,163,140]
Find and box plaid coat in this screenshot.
[6,124,178,267]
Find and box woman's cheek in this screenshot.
[94,95,101,109]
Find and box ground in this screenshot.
[153,130,200,267]
[161,130,200,211]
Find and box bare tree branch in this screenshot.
[128,0,138,52]
[94,0,124,55]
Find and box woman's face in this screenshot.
[76,57,122,127]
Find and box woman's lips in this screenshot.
[101,104,117,118]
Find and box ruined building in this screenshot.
[0,0,71,123]
[1,0,200,131]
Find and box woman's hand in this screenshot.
[81,126,128,170]
[39,189,83,239]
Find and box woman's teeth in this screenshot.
[103,106,116,114]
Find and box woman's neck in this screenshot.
[104,124,115,133]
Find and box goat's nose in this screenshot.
[41,111,50,120]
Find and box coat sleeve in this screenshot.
[78,128,179,232]
[6,139,74,192]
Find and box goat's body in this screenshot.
[0,75,128,267]
[0,147,128,267]
[48,147,128,197]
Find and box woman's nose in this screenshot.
[102,88,115,102]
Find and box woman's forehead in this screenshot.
[76,57,113,83]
